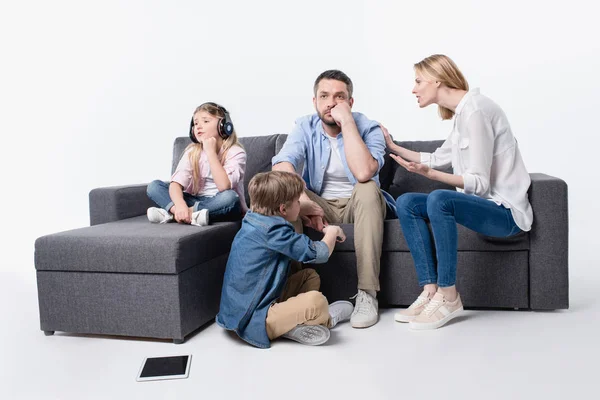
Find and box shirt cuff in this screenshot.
[313,241,330,264]
[271,154,296,169]
[420,152,432,168]
[462,173,476,195]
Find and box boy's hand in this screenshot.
[324,225,346,243]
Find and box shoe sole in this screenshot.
[409,307,464,330]
[350,315,379,329]
[394,313,416,323]
[281,325,330,346]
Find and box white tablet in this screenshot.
[136,355,192,382]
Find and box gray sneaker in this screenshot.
[147,207,173,224]
[350,290,379,328]
[281,325,330,346]
[328,300,354,328]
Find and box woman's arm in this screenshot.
[380,125,421,162]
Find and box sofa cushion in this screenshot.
[35,216,241,274]
[305,220,529,252]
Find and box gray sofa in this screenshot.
[35,134,569,343]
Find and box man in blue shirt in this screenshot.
[272,70,393,329]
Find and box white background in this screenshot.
[2,0,597,275]
[0,1,598,398]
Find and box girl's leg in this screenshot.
[146,180,200,212]
[193,190,242,221]
[426,189,522,291]
[395,193,438,289]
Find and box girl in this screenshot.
[385,54,533,330]
[146,102,247,226]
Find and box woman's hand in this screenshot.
[390,153,434,179]
[380,124,395,148]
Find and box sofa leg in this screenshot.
[44,330,55,336]
[173,338,184,344]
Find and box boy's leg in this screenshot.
[265,290,331,340]
[279,268,321,302]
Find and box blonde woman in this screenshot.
[147,102,247,226]
[384,55,533,329]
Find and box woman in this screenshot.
[385,54,533,330]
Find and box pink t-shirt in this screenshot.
[171,145,248,212]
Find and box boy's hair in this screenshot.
[249,171,305,216]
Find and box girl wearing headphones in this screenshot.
[384,54,532,330]
[146,102,247,226]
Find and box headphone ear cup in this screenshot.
[189,118,198,143]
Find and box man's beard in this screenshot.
[317,110,338,127]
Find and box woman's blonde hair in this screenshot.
[414,54,469,120]
[248,171,305,216]
[185,103,243,194]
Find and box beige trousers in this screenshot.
[265,269,331,340]
[301,180,387,291]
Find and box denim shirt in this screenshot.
[272,112,396,213]
[215,211,330,348]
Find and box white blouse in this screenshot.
[420,88,533,231]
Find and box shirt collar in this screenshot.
[455,87,480,115]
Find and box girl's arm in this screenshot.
[203,138,232,191]
[169,182,192,223]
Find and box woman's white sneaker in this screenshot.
[409,292,464,330]
[394,290,433,323]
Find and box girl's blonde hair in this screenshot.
[414,54,469,120]
[186,103,243,194]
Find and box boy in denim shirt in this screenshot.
[216,171,353,348]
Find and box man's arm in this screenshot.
[331,104,379,182]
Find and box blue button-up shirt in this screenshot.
[215,211,330,349]
[272,112,396,211]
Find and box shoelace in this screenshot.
[352,291,374,315]
[410,296,429,309]
[422,297,443,316]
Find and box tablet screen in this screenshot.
[137,355,191,381]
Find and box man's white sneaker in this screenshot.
[350,289,379,328]
[147,207,173,224]
[281,325,330,346]
[191,209,209,226]
[328,300,354,328]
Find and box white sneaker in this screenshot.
[147,207,173,224]
[281,325,330,346]
[191,209,209,226]
[394,290,433,323]
[328,300,354,328]
[350,290,379,328]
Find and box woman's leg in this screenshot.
[395,193,438,288]
[193,190,242,221]
[426,189,522,291]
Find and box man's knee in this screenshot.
[353,181,383,205]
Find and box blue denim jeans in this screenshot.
[395,190,522,287]
[146,180,242,221]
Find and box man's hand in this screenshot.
[201,137,218,155]
[329,102,353,126]
[300,199,324,218]
[390,153,433,179]
[173,204,192,224]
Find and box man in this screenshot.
[272,70,394,328]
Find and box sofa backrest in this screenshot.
[172,135,453,207]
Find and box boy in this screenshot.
[216,171,353,348]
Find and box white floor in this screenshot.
[1,265,597,400]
